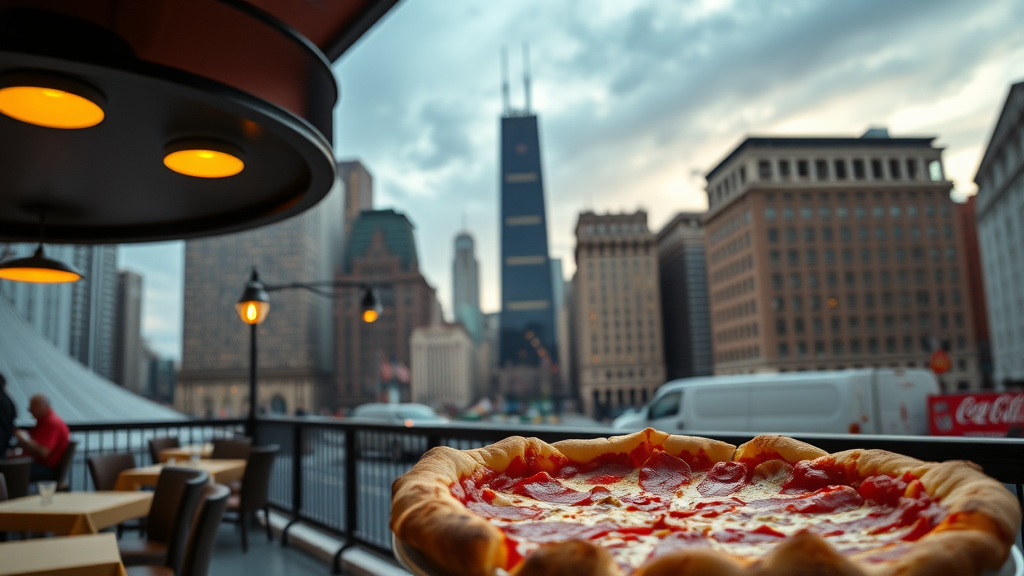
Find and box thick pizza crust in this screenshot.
[391,429,1021,576]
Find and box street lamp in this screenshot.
[235,267,381,432]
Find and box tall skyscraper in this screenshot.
[704,128,979,388]
[452,232,481,340]
[177,170,344,417]
[498,50,558,377]
[975,81,1024,387]
[657,212,713,379]
[113,270,144,394]
[573,211,666,418]
[337,160,374,246]
[335,209,437,407]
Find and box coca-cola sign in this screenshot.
[929,393,1024,436]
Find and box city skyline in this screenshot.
[123,0,1024,361]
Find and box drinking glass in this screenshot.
[38,481,57,505]
[190,453,201,467]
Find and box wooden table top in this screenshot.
[115,459,246,491]
[158,443,213,463]
[0,533,127,576]
[0,492,152,536]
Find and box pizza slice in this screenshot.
[390,428,1020,576]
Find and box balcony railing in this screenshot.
[66,418,1024,572]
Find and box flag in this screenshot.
[395,361,411,384]
[380,354,394,382]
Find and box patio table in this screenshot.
[114,459,246,491]
[0,532,128,576]
[0,492,152,536]
[158,443,213,462]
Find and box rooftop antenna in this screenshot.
[501,47,510,115]
[523,42,531,113]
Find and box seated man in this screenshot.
[15,394,69,482]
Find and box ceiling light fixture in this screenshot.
[0,212,83,283]
[164,139,245,178]
[0,72,105,129]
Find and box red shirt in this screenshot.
[30,410,69,468]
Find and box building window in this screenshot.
[842,249,854,265]
[797,341,808,356]
[840,227,851,242]
[858,227,869,241]
[831,317,842,333]
[785,228,797,242]
[886,337,896,353]
[769,250,780,266]
[765,207,777,221]
[878,248,889,263]
[845,271,856,287]
[779,343,789,357]
[806,250,817,265]
[800,206,812,220]
[951,290,961,305]
[907,205,919,218]
[788,249,799,266]
[768,228,779,242]
[855,206,867,219]
[772,296,785,312]
[895,249,906,263]
[928,160,943,181]
[850,339,861,354]
[906,159,918,180]
[810,296,822,310]
[772,273,783,290]
[792,296,804,312]
[813,317,824,334]
[889,158,902,179]
[903,336,913,352]
[827,271,838,287]
[836,206,849,219]
[794,318,805,334]
[759,160,772,181]
[865,293,876,309]
[834,159,847,180]
[822,227,834,241]
[890,205,902,218]
[853,159,866,180]
[783,207,795,220]
[779,160,791,178]
[847,294,858,309]
[798,160,810,178]
[833,340,843,355]
[790,273,801,289]
[815,159,829,180]
[804,227,816,242]
[819,206,831,219]
[808,272,820,288]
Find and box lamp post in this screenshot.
[235,268,382,435]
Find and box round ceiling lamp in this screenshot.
[0,244,83,283]
[0,72,105,129]
[164,139,245,179]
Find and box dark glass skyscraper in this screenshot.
[499,112,558,367]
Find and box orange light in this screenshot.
[827,298,839,308]
[235,300,269,325]
[362,309,379,323]
[164,148,244,178]
[0,267,81,283]
[0,85,104,129]
[403,419,414,427]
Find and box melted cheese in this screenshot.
[474,466,939,574]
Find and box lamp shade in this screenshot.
[360,288,382,323]
[0,245,83,283]
[236,270,270,325]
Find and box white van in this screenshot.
[611,369,939,435]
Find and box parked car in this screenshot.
[348,403,449,461]
[612,368,938,435]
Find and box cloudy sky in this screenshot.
[123,0,1024,361]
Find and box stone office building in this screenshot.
[975,81,1024,387]
[704,128,979,389]
[573,211,666,418]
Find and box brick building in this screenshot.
[573,211,666,418]
[704,129,979,389]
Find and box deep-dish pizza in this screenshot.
[390,428,1021,576]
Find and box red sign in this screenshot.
[929,350,951,374]
[929,393,1024,436]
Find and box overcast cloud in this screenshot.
[124,0,1024,361]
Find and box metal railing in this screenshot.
[67,418,1024,573]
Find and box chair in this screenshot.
[126,484,230,576]
[0,457,32,499]
[148,437,180,465]
[54,439,78,492]
[223,444,278,552]
[210,437,251,460]
[88,452,136,491]
[119,468,208,574]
